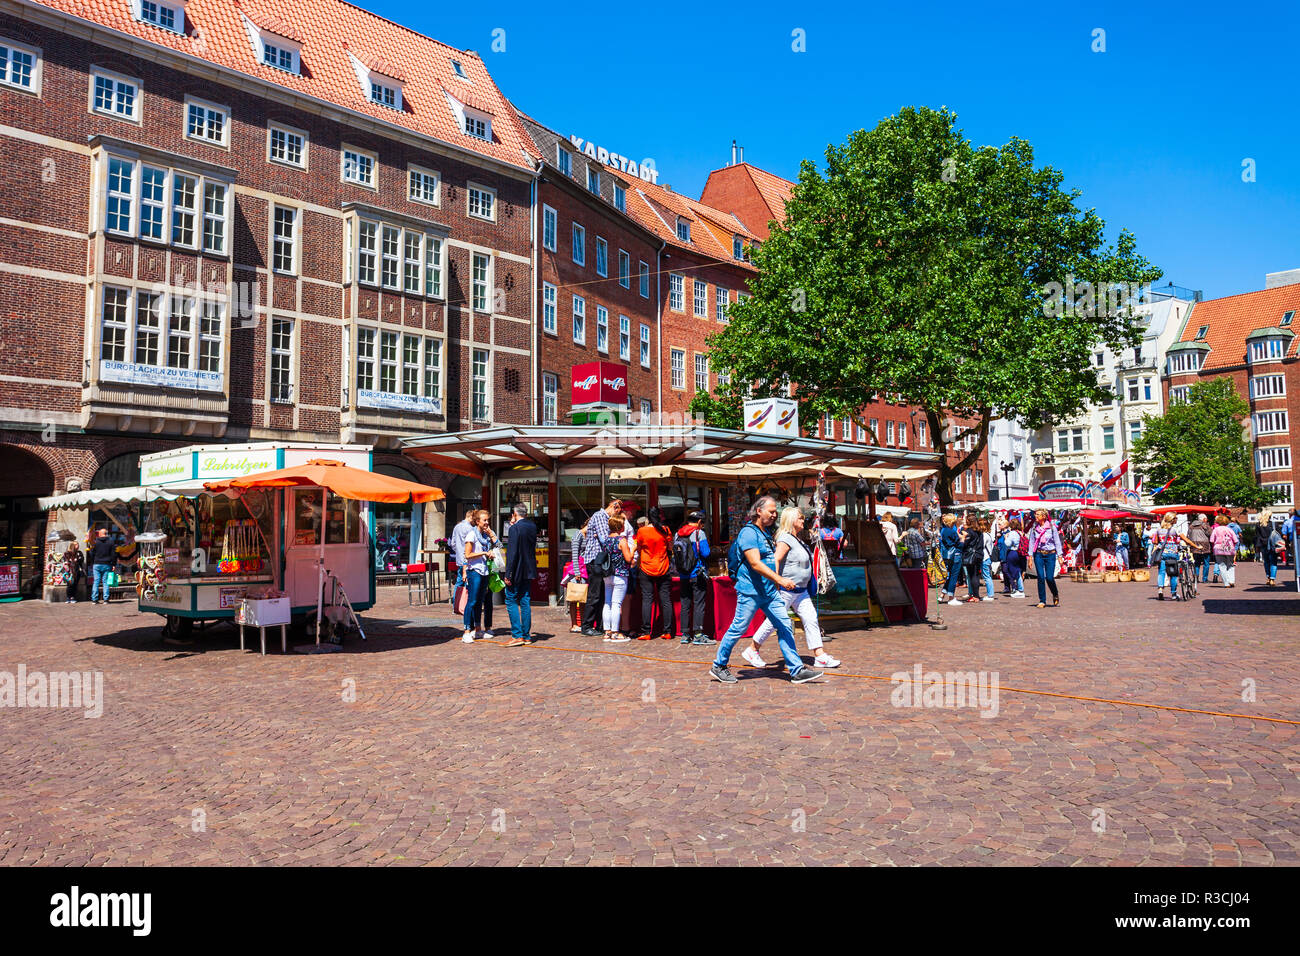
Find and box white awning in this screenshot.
[39,486,182,511]
[830,466,936,481]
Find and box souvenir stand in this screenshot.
[401,424,939,637]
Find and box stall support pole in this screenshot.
[315,487,326,645]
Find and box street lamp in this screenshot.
[1001,461,1015,500]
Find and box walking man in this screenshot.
[710,496,822,684]
[580,497,621,637]
[502,504,537,646]
[449,506,477,591]
[88,528,116,605]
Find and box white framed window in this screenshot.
[463,112,490,141]
[694,354,709,393]
[472,348,490,421]
[472,253,491,312]
[380,225,400,289]
[918,419,927,446]
[342,146,377,188]
[1167,351,1201,374]
[676,217,690,242]
[138,165,166,241]
[105,157,133,234]
[571,295,586,345]
[102,154,229,254]
[542,205,557,252]
[467,183,496,221]
[822,413,834,439]
[898,422,907,448]
[370,81,398,109]
[975,469,983,494]
[542,282,557,334]
[693,279,707,318]
[425,236,443,298]
[639,261,650,298]
[1257,446,1292,472]
[139,1,183,32]
[614,182,626,212]
[640,399,652,421]
[1262,482,1293,505]
[0,38,40,93]
[886,420,895,444]
[401,335,421,396]
[408,165,440,205]
[356,221,377,285]
[271,205,298,274]
[587,166,600,193]
[268,123,307,169]
[403,231,423,294]
[261,41,297,74]
[856,422,866,443]
[596,306,609,354]
[542,372,558,425]
[1127,420,1142,446]
[717,368,730,387]
[167,296,193,369]
[733,235,744,260]
[270,317,293,402]
[1126,378,1139,402]
[868,418,880,441]
[1143,376,1153,401]
[1169,385,1190,405]
[1250,337,1288,362]
[572,223,585,265]
[1101,424,1115,451]
[378,330,399,393]
[451,59,467,79]
[1255,410,1289,435]
[595,237,608,277]
[639,324,650,367]
[1056,427,1085,452]
[556,147,572,177]
[669,274,684,312]
[618,315,630,361]
[715,287,729,321]
[963,471,971,494]
[90,67,140,122]
[356,327,375,391]
[184,97,228,147]
[198,299,222,373]
[1252,374,1286,399]
[670,349,685,389]
[618,250,630,288]
[424,339,442,402]
[135,291,162,366]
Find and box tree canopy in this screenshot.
[692,106,1161,504]
[1131,377,1284,509]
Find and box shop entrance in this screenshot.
[373,463,421,571]
[0,445,55,597]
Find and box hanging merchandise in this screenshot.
[855,478,869,500]
[218,518,264,574]
[874,481,890,503]
[136,537,168,599]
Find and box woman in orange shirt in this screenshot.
[634,506,676,640]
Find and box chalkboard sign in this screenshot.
[857,522,921,621]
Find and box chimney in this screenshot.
[738,145,744,163]
[1265,268,1300,290]
[731,140,737,166]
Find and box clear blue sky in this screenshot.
[371,0,1299,300]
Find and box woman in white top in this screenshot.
[880,512,901,564]
[744,508,840,669]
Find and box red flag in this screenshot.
[1101,459,1129,488]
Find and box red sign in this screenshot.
[571,361,628,408]
[0,563,19,599]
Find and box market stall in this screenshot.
[1074,506,1156,579]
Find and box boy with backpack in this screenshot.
[674,511,712,645]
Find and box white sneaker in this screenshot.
[982,596,995,602]
[814,653,841,668]
[741,646,768,668]
[479,629,493,639]
[462,630,476,643]
[1011,592,1025,599]
[948,598,963,606]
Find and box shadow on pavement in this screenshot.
[1200,597,1298,616]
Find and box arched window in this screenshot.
[1061,468,1084,481]
[92,453,141,489]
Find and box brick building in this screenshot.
[1164,271,1300,510]
[0,0,538,583]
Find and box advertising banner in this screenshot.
[0,563,20,600]
[1037,480,1084,500]
[571,361,628,408]
[358,390,442,416]
[100,360,223,392]
[743,398,799,436]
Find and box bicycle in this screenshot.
[1176,548,1199,601]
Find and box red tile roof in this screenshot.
[241,6,303,43]
[700,161,795,236]
[741,163,795,224]
[1175,283,1300,370]
[30,0,536,170]
[361,55,405,83]
[619,176,759,267]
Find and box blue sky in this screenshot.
[374,0,1299,300]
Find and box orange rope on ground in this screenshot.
[474,639,1300,727]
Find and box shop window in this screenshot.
[91,453,141,489]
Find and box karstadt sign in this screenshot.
[569,136,660,184]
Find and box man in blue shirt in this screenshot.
[710,496,823,684]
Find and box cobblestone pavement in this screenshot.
[0,563,1296,866]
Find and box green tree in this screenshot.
[1131,377,1284,508]
[692,106,1161,505]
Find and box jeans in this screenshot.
[943,549,965,596]
[1033,552,1059,604]
[714,589,807,676]
[1195,553,1213,582]
[473,574,494,630]
[463,572,487,630]
[1004,551,1024,593]
[1263,547,1278,581]
[1156,557,1180,589]
[680,571,709,636]
[981,557,994,597]
[1116,545,1129,570]
[602,573,628,632]
[753,588,823,652]
[90,563,112,602]
[504,578,531,639]
[638,573,673,637]
[581,566,606,631]
[1213,553,1236,586]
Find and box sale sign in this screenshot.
[0,563,20,599]
[571,361,629,408]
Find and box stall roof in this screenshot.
[401,426,941,479]
[39,486,181,511]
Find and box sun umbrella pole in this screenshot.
[316,486,325,645]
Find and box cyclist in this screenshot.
[1152,514,1196,601]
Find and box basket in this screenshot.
[1103,571,1120,583]
[1132,568,1150,582]
[1118,570,1133,582]
[1084,571,1105,583]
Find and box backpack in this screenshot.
[1017,531,1030,558]
[673,531,700,578]
[728,524,754,576]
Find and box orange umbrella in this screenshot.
[203,459,444,502]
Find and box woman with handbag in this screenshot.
[62,542,85,603]
[461,510,495,643]
[744,508,840,668]
[1028,509,1064,608]
[602,515,635,642]
[632,507,674,640]
[565,522,589,632]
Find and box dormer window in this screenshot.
[587,166,600,194]
[1250,337,1287,362]
[613,182,626,213]
[242,13,303,76]
[464,113,488,140]
[1283,311,1294,328]
[371,82,396,108]
[351,54,405,111]
[1194,325,1208,340]
[443,88,493,143]
[451,59,467,79]
[557,146,572,177]
[733,235,744,260]
[676,217,690,242]
[138,0,184,33]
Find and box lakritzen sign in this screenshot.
[569,136,660,184]
[571,361,628,408]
